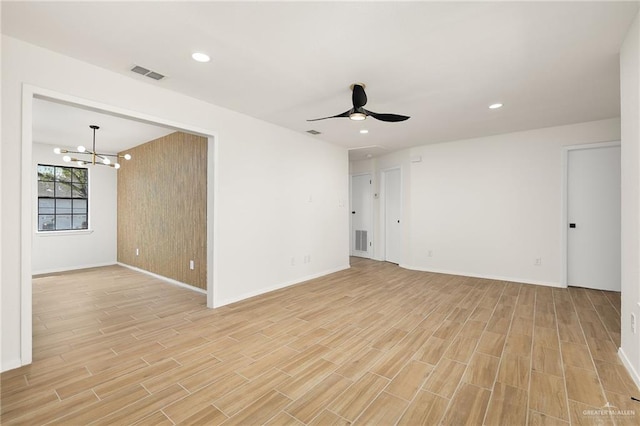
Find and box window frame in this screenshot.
[37,164,89,232]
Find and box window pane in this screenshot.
[56,183,72,198]
[71,168,88,184]
[38,165,55,181]
[38,181,55,197]
[72,215,88,229]
[38,199,55,214]
[72,183,88,198]
[56,199,72,214]
[72,199,87,214]
[38,164,89,232]
[55,215,71,230]
[39,215,55,231]
[55,167,71,182]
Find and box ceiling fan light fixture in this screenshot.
[349,112,367,121]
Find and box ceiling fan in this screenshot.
[308,83,410,123]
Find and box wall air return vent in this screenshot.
[306,130,321,135]
[355,230,368,252]
[130,65,165,81]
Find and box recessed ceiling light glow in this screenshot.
[192,52,210,63]
[489,103,503,109]
[360,129,369,134]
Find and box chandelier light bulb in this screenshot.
[77,161,85,166]
[62,155,71,162]
[77,145,86,153]
[103,158,111,165]
[53,147,62,154]
[114,163,121,169]
[124,153,132,160]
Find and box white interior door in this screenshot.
[350,174,372,258]
[567,144,621,291]
[384,168,402,264]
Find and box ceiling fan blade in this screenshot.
[352,84,367,108]
[364,109,410,122]
[307,109,352,121]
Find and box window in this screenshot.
[37,164,88,231]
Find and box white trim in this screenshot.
[561,140,621,287]
[117,263,207,295]
[208,135,217,308]
[35,230,94,237]
[21,87,33,366]
[618,347,640,390]
[33,262,116,276]
[400,263,563,288]
[0,358,22,373]
[215,264,351,307]
[20,84,218,369]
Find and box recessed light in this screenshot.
[360,129,369,134]
[192,52,210,63]
[489,103,503,109]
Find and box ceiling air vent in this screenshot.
[130,65,165,81]
[306,130,321,135]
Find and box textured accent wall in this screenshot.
[117,132,207,289]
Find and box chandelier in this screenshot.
[53,125,131,169]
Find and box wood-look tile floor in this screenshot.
[2,258,639,425]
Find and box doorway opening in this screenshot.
[350,173,373,259]
[20,85,218,367]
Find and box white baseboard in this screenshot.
[399,264,564,288]
[33,261,118,276]
[1,358,23,373]
[618,347,640,390]
[215,264,351,308]
[117,263,207,295]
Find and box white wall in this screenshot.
[407,119,620,285]
[620,10,640,388]
[351,119,621,286]
[31,143,117,274]
[1,36,349,371]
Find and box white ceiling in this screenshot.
[3,1,638,158]
[33,98,176,153]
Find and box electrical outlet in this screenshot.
[632,313,637,334]
[136,248,139,256]
[189,260,195,270]
[534,258,542,266]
